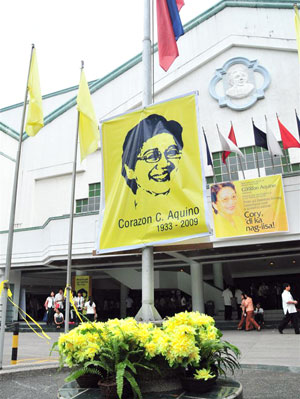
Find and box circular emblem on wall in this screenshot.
[209,57,270,111]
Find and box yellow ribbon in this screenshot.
[0,280,12,297]
[64,286,83,323]
[0,279,50,341]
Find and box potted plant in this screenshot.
[53,312,240,397]
[53,319,157,399]
[160,312,240,393]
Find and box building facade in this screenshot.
[1,0,299,321]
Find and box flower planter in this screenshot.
[76,373,101,388]
[136,357,183,393]
[180,375,217,394]
[98,379,131,399]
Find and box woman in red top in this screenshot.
[237,293,260,331]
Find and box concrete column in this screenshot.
[190,261,204,313]
[213,262,224,290]
[0,269,4,324]
[135,247,161,321]
[120,284,128,319]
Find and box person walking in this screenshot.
[237,293,247,330]
[85,296,97,321]
[222,286,233,320]
[237,293,260,331]
[278,283,299,334]
[234,287,243,320]
[44,291,55,325]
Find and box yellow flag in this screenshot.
[76,70,99,161]
[25,47,44,136]
[295,5,300,62]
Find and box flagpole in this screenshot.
[276,113,292,173]
[265,115,276,172]
[202,127,215,183]
[252,118,261,177]
[216,124,231,181]
[230,121,245,179]
[0,44,35,370]
[64,62,83,333]
[237,156,245,179]
[295,109,300,140]
[135,0,161,322]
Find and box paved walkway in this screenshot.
[0,328,299,372]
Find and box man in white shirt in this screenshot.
[74,292,85,324]
[55,289,65,311]
[222,287,233,320]
[45,291,55,325]
[278,283,299,334]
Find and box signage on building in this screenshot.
[96,93,210,253]
[210,175,288,238]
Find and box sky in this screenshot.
[0,0,219,109]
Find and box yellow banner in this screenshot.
[210,175,288,238]
[97,93,210,253]
[74,276,91,299]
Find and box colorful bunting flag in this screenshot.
[252,121,268,150]
[156,0,184,71]
[295,110,300,141]
[277,116,300,149]
[203,131,213,167]
[222,124,238,164]
[76,70,100,161]
[266,120,283,157]
[25,47,44,137]
[294,5,300,62]
[218,127,244,162]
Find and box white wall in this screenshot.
[0,4,299,268]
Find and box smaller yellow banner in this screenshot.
[74,276,91,298]
[210,175,288,238]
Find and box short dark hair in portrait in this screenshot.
[211,182,236,214]
[121,114,183,194]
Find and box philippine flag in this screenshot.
[156,0,184,71]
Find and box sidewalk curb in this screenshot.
[0,362,60,376]
[1,362,300,376]
[241,363,300,374]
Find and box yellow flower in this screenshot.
[194,368,215,381]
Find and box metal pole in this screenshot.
[238,156,245,179]
[0,45,34,370]
[254,148,261,177]
[143,0,152,106]
[225,160,231,181]
[11,322,19,365]
[202,127,216,183]
[252,119,261,177]
[65,63,82,333]
[135,0,161,321]
[190,262,204,313]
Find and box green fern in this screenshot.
[65,366,102,382]
[124,370,142,399]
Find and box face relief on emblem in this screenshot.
[225,67,254,99]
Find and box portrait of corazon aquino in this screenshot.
[122,114,183,208]
[97,93,210,253]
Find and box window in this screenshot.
[76,183,101,214]
[206,144,297,185]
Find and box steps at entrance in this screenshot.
[5,310,284,333]
[214,309,284,330]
